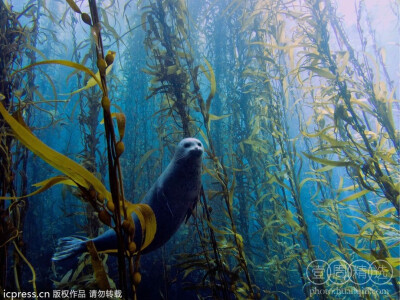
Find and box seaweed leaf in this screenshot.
[285,210,301,231]
[86,241,111,290]
[386,257,400,268]
[13,60,103,92]
[348,245,376,263]
[303,152,355,167]
[299,177,327,190]
[67,51,115,96]
[349,245,400,277]
[125,203,156,251]
[201,58,216,113]
[303,66,336,80]
[301,126,334,138]
[208,114,231,121]
[339,190,370,204]
[100,8,122,43]
[13,241,37,296]
[134,149,157,174]
[0,101,111,201]
[0,176,75,200]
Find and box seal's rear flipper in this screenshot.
[52,235,88,261]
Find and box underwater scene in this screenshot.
[0,0,399,299]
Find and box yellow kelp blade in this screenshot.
[201,58,216,113]
[0,176,75,200]
[303,152,355,167]
[13,60,102,92]
[67,63,114,96]
[386,257,400,268]
[135,204,157,250]
[66,51,116,96]
[125,203,157,251]
[349,245,400,277]
[339,189,370,204]
[134,149,157,174]
[86,241,111,290]
[0,102,110,201]
[285,209,301,231]
[208,113,231,121]
[100,112,126,140]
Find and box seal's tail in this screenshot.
[52,235,88,261]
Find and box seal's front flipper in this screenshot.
[52,236,88,261]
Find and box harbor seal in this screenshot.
[52,137,203,260]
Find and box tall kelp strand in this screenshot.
[0,0,399,299]
[0,0,39,294]
[0,0,155,298]
[142,1,254,298]
[297,0,400,295]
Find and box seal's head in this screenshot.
[173,137,204,164]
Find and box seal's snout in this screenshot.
[190,147,203,157]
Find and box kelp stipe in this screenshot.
[141,0,257,298]
[224,2,330,297]
[84,1,129,294]
[50,1,156,297]
[0,1,156,298]
[0,1,39,294]
[71,8,103,238]
[1,0,399,298]
[141,1,232,297]
[293,0,399,297]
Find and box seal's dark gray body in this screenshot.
[135,137,203,252]
[52,138,203,261]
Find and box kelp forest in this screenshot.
[0,0,399,299]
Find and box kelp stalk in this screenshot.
[309,0,399,215]
[0,0,30,291]
[88,0,129,295]
[142,0,256,296]
[12,241,37,298]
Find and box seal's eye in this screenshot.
[184,142,191,148]
[197,142,202,147]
